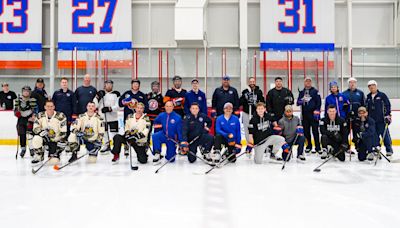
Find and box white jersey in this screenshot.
[33,111,67,142]
[71,112,105,142]
[125,113,151,145]
[93,91,120,122]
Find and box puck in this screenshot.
[131,166,139,170]
[313,168,321,172]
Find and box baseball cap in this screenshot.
[173,75,182,81]
[191,79,199,84]
[358,106,367,113]
[1,82,8,87]
[131,79,141,85]
[104,79,114,84]
[329,81,338,88]
[223,102,233,109]
[222,75,230,81]
[304,77,312,82]
[348,77,357,83]
[367,80,377,86]
[36,78,44,83]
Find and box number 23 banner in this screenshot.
[0,0,42,69]
[260,0,334,51]
[58,0,132,50]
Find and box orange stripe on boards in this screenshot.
[58,60,133,69]
[260,60,334,70]
[0,61,42,69]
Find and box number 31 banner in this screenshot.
[58,0,132,50]
[0,0,42,69]
[260,0,334,51]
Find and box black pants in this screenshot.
[302,113,321,151]
[17,117,32,147]
[111,134,148,164]
[321,135,345,162]
[214,134,236,163]
[187,133,214,163]
[356,135,376,162]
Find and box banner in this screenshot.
[58,0,132,51]
[0,0,42,69]
[260,0,334,51]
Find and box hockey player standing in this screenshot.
[365,80,393,156]
[265,77,294,120]
[324,81,349,119]
[182,102,214,163]
[52,78,74,135]
[211,75,240,117]
[93,80,120,153]
[278,105,306,161]
[297,77,322,154]
[31,100,67,165]
[213,102,242,163]
[152,101,184,164]
[352,107,380,161]
[31,78,49,112]
[14,86,38,157]
[319,105,349,161]
[73,74,97,116]
[184,79,207,115]
[343,77,365,121]
[67,102,104,163]
[248,102,288,164]
[119,79,148,121]
[111,103,151,164]
[240,77,265,143]
[146,81,164,122]
[164,76,187,118]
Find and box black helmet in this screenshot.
[22,85,32,91]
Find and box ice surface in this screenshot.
[1,146,400,228]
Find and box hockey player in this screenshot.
[211,75,240,117]
[67,102,105,163]
[119,79,148,121]
[152,101,184,164]
[248,102,288,164]
[72,74,97,116]
[319,105,349,161]
[52,77,74,135]
[240,77,265,142]
[93,80,120,153]
[297,77,322,154]
[14,86,38,158]
[278,105,306,161]
[31,100,67,165]
[265,77,294,120]
[213,102,242,163]
[31,78,49,112]
[184,79,207,115]
[343,77,365,121]
[164,76,187,118]
[352,107,380,161]
[182,102,214,163]
[146,81,164,122]
[324,81,349,119]
[365,80,393,156]
[111,102,151,164]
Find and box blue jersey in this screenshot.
[297,87,321,113]
[325,93,349,118]
[184,90,207,115]
[366,90,391,123]
[52,89,74,122]
[153,111,183,142]
[343,88,365,116]
[215,114,241,144]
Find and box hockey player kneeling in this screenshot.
[182,102,214,163]
[152,101,184,164]
[352,107,380,161]
[31,100,67,165]
[248,102,288,164]
[319,105,349,161]
[213,102,242,163]
[67,102,105,163]
[111,102,151,164]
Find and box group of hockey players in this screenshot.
[12,72,393,168]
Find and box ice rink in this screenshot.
[1,145,400,228]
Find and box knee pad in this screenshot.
[68,142,79,153]
[31,136,43,149]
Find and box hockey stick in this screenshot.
[188,150,215,167]
[128,145,139,171]
[205,150,243,175]
[349,120,352,161]
[32,157,52,174]
[281,134,299,171]
[15,135,19,160]
[53,151,90,171]
[313,150,345,172]
[154,136,199,174]
[374,123,391,166]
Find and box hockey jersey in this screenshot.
[184,90,207,115]
[33,111,67,142]
[71,113,105,142]
[125,113,151,145]
[325,92,350,118]
[164,88,187,117]
[147,92,164,122]
[93,90,120,122]
[153,111,183,142]
[14,96,38,118]
[119,90,148,120]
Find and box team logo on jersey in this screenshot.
[48,128,56,138]
[339,97,343,102]
[170,119,175,124]
[84,125,95,137]
[125,94,130,98]
[365,123,369,128]
[198,97,202,101]
[66,93,70,97]
[148,99,159,111]
[7,95,11,99]
[229,91,233,94]
[199,117,203,122]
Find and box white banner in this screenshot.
[260,0,334,51]
[58,0,132,50]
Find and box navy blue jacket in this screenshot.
[366,90,391,124]
[325,92,349,118]
[352,116,379,147]
[52,89,74,122]
[73,85,97,114]
[153,111,183,142]
[212,86,240,116]
[297,87,321,114]
[31,88,49,112]
[119,90,148,121]
[182,113,212,142]
[184,90,207,115]
[343,88,365,118]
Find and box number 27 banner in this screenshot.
[58,0,132,50]
[0,0,42,69]
[260,0,334,51]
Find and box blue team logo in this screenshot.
[199,117,203,122]
[66,93,70,97]
[365,123,369,128]
[170,119,176,124]
[229,91,233,94]
[198,97,202,101]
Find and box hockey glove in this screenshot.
[180,141,189,153]
[296,126,304,136]
[313,110,320,121]
[96,90,106,100]
[273,126,282,135]
[281,143,290,154]
[101,107,112,113]
[245,143,254,154]
[384,115,392,125]
[234,144,242,154]
[14,111,21,118]
[210,109,217,118]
